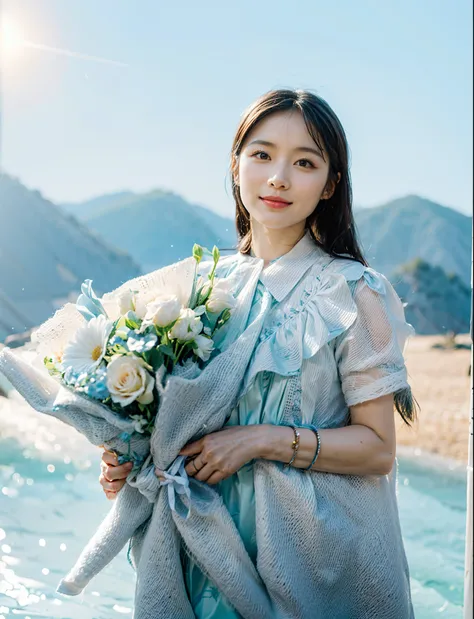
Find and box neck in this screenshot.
[250,221,307,263]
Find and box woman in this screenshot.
[100,88,417,618]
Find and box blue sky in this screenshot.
[1,0,472,217]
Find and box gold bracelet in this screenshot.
[285,425,300,468]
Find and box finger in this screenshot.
[179,439,203,456]
[104,462,133,482]
[185,456,204,477]
[104,490,117,500]
[194,463,216,483]
[206,471,224,485]
[99,474,126,492]
[101,451,120,466]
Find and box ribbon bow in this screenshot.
[156,455,192,519]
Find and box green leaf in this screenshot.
[205,309,221,331]
[125,318,139,330]
[147,347,164,371]
[159,344,176,361]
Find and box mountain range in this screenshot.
[355,195,470,287]
[0,174,471,341]
[61,190,236,273]
[0,175,141,342]
[393,258,471,335]
[63,192,471,288]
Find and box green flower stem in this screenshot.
[175,341,188,364]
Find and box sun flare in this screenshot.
[0,16,26,61]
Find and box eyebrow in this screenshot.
[247,139,325,160]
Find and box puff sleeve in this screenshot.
[334,269,417,425]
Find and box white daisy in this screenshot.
[62,315,114,375]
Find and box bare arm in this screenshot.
[180,393,397,484]
[259,393,396,475]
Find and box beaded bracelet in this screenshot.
[303,424,321,471]
[285,425,300,468]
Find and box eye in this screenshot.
[296,159,315,169]
[250,150,270,160]
[250,151,316,169]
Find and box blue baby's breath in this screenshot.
[127,330,158,353]
[63,366,79,386]
[109,334,129,349]
[84,367,110,400]
[85,379,110,400]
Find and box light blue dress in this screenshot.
[183,231,415,618]
[185,277,280,618]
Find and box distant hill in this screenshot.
[61,191,138,220]
[64,190,237,273]
[66,192,471,288]
[57,188,472,337]
[0,175,141,342]
[392,258,471,335]
[355,195,471,286]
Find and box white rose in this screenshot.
[169,308,203,341]
[106,356,155,407]
[118,290,136,315]
[144,294,182,328]
[194,334,214,362]
[206,278,236,314]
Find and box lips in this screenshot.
[259,197,292,208]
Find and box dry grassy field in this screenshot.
[396,333,472,463]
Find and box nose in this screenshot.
[267,172,289,191]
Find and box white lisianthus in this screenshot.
[206,278,236,314]
[62,315,114,375]
[194,334,214,361]
[169,308,203,341]
[100,297,120,321]
[196,276,212,298]
[106,356,155,407]
[134,290,160,320]
[118,289,136,315]
[144,294,182,328]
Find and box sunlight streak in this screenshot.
[22,40,129,67]
[0,16,128,68]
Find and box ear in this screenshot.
[321,172,341,200]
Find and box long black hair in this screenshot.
[229,88,367,266]
[229,89,419,426]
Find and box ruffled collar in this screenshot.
[239,230,331,302]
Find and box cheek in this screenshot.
[238,159,262,191]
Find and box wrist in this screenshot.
[254,424,290,460]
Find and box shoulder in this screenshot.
[295,256,390,305]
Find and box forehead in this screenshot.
[246,110,319,147]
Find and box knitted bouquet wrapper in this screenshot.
[0,255,275,616]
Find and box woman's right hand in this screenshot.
[99,450,133,500]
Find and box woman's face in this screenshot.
[237,110,335,232]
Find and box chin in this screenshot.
[249,207,296,226]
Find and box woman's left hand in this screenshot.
[178,425,265,485]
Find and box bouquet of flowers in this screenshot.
[39,243,235,468]
[0,243,240,595]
